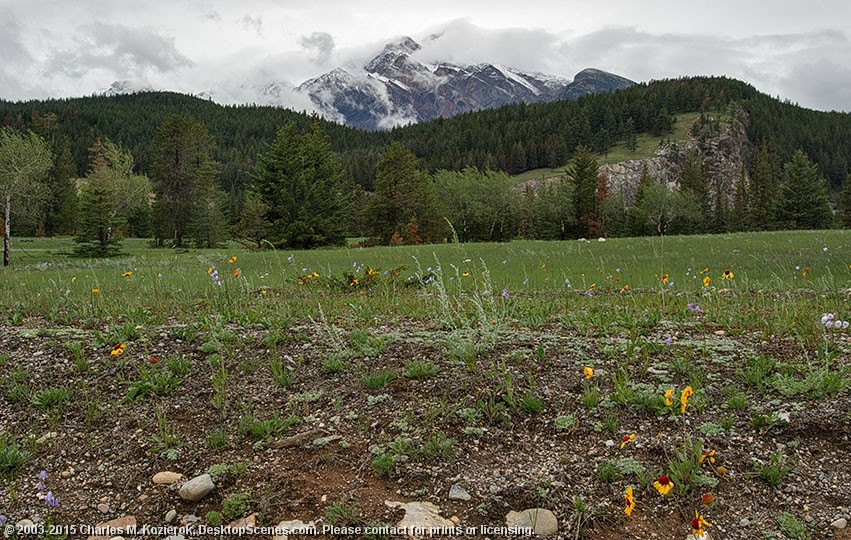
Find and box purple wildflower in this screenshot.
[45,491,58,508]
[502,288,509,299]
[664,337,673,345]
[36,480,45,491]
[38,470,48,481]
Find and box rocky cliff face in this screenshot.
[600,108,752,206]
[298,37,634,131]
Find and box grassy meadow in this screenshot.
[0,230,849,540]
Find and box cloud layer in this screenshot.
[0,5,848,114]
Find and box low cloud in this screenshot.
[241,14,263,36]
[300,32,335,65]
[44,22,194,80]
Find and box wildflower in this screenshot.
[660,273,669,285]
[687,302,701,313]
[44,491,59,508]
[588,283,596,290]
[802,267,811,279]
[522,278,528,285]
[623,486,635,516]
[620,434,636,449]
[620,284,630,293]
[228,256,237,263]
[122,271,133,278]
[367,267,379,276]
[38,470,48,481]
[664,389,674,407]
[71,276,76,283]
[462,271,470,277]
[715,466,728,476]
[699,267,709,274]
[260,289,268,295]
[149,357,159,364]
[91,288,100,295]
[36,480,45,491]
[350,279,359,287]
[680,386,694,414]
[157,273,163,279]
[691,510,711,536]
[233,269,240,278]
[539,263,546,270]
[585,290,593,297]
[653,475,674,495]
[502,260,508,265]
[722,269,734,280]
[583,366,594,379]
[208,267,214,274]
[701,493,715,506]
[664,336,673,345]
[700,449,716,465]
[110,343,126,356]
[823,247,829,252]
[501,288,509,299]
[703,276,711,287]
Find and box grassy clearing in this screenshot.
[512,112,704,183]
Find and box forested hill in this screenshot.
[2,76,850,191]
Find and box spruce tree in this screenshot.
[568,145,599,237]
[839,175,851,229]
[252,119,347,249]
[775,149,833,230]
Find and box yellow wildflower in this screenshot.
[91,288,100,295]
[653,475,674,496]
[664,389,674,407]
[623,486,635,516]
[228,256,237,263]
[661,273,669,285]
[691,510,711,536]
[703,276,711,287]
[620,434,636,449]
[700,449,716,465]
[680,386,694,414]
[722,269,734,280]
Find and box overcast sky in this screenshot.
[2,0,850,112]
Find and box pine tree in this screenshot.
[369,143,445,244]
[775,149,833,230]
[252,119,347,249]
[151,116,220,248]
[678,152,708,232]
[230,187,271,248]
[839,175,851,229]
[626,165,653,237]
[568,145,599,237]
[747,141,781,230]
[731,166,750,231]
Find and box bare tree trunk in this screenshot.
[4,192,10,267]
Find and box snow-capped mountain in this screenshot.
[296,36,634,130]
[100,36,634,131]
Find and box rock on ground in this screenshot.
[178,474,215,502]
[505,508,558,536]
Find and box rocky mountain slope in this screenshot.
[296,37,633,130]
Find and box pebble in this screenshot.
[505,508,558,536]
[739,518,750,527]
[152,471,184,485]
[272,520,315,540]
[87,516,136,540]
[178,474,215,502]
[831,518,847,529]
[386,500,457,533]
[448,485,471,501]
[165,509,177,523]
[97,503,109,513]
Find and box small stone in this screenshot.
[272,520,316,540]
[386,501,457,537]
[97,503,109,513]
[227,513,257,530]
[647,367,669,376]
[179,474,215,502]
[714,330,726,336]
[152,471,184,485]
[87,516,136,540]
[505,508,558,536]
[448,485,471,501]
[36,432,58,444]
[61,470,73,478]
[831,518,847,529]
[605,440,615,447]
[165,509,177,523]
[740,518,750,527]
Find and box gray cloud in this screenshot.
[300,32,335,64]
[44,22,194,79]
[242,15,263,36]
[202,10,221,21]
